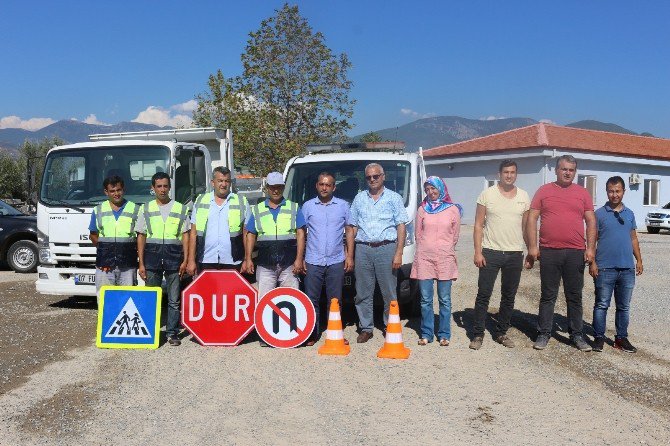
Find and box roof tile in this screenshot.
[423,123,670,160]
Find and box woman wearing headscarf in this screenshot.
[411,176,462,346]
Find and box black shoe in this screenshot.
[614,337,637,353]
[533,334,550,350]
[592,337,605,352]
[167,336,181,346]
[571,335,592,352]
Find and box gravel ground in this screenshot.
[0,228,668,445]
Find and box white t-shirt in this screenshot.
[477,185,530,251]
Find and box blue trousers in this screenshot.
[592,268,635,339]
[419,279,452,341]
[304,262,345,338]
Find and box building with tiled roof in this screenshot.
[422,123,670,227]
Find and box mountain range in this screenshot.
[352,116,654,151]
[0,116,653,157]
[0,120,173,156]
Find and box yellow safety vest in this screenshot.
[94,200,139,268]
[142,200,187,245]
[193,192,248,263]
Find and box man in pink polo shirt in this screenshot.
[526,155,596,351]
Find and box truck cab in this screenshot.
[36,128,232,297]
[283,142,426,313]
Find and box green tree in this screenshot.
[0,151,23,199]
[359,132,383,143]
[18,137,62,203]
[194,3,355,175]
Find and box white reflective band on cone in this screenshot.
[328,312,341,321]
[388,314,400,323]
[326,330,344,340]
[385,332,403,343]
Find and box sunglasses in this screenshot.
[613,210,624,225]
[365,174,383,181]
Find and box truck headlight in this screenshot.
[37,229,57,265]
[405,222,415,246]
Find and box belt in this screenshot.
[356,240,395,248]
[483,248,523,255]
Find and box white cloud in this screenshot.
[480,116,507,121]
[170,99,198,113]
[83,114,110,126]
[132,103,193,128]
[0,115,56,131]
[400,108,436,119]
[539,118,556,125]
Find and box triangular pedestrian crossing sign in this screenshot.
[105,297,151,338]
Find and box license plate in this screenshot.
[650,222,660,226]
[344,276,352,286]
[74,274,95,285]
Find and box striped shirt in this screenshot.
[349,188,409,243]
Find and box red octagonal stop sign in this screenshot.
[181,270,257,346]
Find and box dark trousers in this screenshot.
[145,269,181,337]
[472,249,523,337]
[537,248,586,337]
[304,262,345,339]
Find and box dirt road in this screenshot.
[0,230,668,445]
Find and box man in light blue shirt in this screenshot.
[349,163,409,343]
[186,167,249,275]
[302,172,355,345]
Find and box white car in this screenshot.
[645,202,670,234]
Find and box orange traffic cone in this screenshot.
[377,300,410,359]
[318,298,351,356]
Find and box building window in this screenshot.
[644,179,660,206]
[578,175,597,205]
[486,179,498,188]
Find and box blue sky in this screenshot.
[1,0,669,137]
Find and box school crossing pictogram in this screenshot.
[105,297,151,338]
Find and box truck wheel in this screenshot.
[647,227,661,234]
[7,240,38,273]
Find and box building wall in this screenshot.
[566,158,670,229]
[426,151,670,227]
[427,156,546,224]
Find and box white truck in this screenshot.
[36,127,234,297]
[282,142,426,315]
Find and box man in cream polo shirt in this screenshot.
[469,160,530,350]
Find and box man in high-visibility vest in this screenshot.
[136,172,190,347]
[242,172,306,299]
[89,175,140,302]
[186,166,250,275]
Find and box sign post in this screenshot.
[181,270,257,346]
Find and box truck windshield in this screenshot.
[40,145,170,206]
[284,160,411,206]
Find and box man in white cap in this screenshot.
[243,172,306,300]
